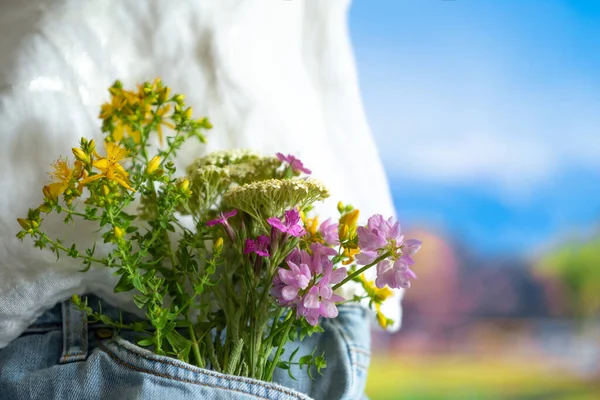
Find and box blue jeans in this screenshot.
[0,297,370,399]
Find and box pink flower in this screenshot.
[273,248,347,326]
[276,153,312,175]
[356,214,422,290]
[206,209,238,242]
[319,218,339,245]
[274,261,312,303]
[267,209,306,237]
[244,235,271,257]
[308,243,337,274]
[375,258,417,289]
[206,209,238,227]
[297,265,346,326]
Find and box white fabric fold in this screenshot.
[0,0,400,348]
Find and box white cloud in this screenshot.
[363,65,600,201]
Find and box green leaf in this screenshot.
[132,294,149,309]
[114,274,134,293]
[137,338,154,347]
[289,347,300,363]
[131,275,146,294]
[299,355,312,367]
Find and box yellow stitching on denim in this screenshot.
[98,341,272,400]
[104,338,308,399]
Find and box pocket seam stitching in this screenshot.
[99,338,309,400]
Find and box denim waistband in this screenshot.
[15,296,368,399]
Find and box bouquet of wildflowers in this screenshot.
[16,80,421,381]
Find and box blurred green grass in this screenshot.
[366,354,600,400]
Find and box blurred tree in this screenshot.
[535,236,600,320]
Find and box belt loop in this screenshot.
[59,297,88,364]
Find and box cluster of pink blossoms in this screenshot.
[272,244,347,326]
[206,154,421,327]
[356,214,421,289]
[266,209,347,326]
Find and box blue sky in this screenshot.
[349,0,600,256]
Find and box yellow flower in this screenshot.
[81,142,134,191]
[99,94,127,120]
[341,246,360,265]
[339,209,359,227]
[359,274,393,303]
[153,104,175,145]
[44,158,75,200]
[114,226,125,239]
[146,156,161,174]
[112,120,141,144]
[213,237,224,253]
[375,303,388,329]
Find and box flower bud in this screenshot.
[72,147,89,163]
[179,179,190,192]
[158,87,171,103]
[146,156,161,174]
[213,237,224,253]
[114,226,125,239]
[42,185,58,202]
[17,218,31,230]
[183,107,193,120]
[339,224,349,241]
[173,94,185,105]
[38,203,52,213]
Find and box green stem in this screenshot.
[188,324,204,368]
[332,252,391,290]
[264,310,294,381]
[42,234,107,265]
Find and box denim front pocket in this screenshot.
[272,305,371,400]
[96,335,313,400]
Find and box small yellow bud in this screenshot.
[88,139,96,154]
[38,203,52,213]
[173,94,185,105]
[213,237,224,253]
[72,147,89,163]
[146,156,161,174]
[71,294,81,305]
[158,87,171,103]
[17,218,31,230]
[183,107,193,119]
[102,185,111,197]
[42,185,58,202]
[337,201,345,213]
[376,310,388,329]
[114,226,125,239]
[179,179,190,192]
[339,224,349,241]
[340,209,360,227]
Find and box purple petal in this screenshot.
[330,294,345,303]
[276,152,289,163]
[267,217,287,233]
[355,250,378,265]
[281,286,299,301]
[319,301,339,319]
[303,288,320,309]
[244,239,255,255]
[329,267,347,285]
[403,239,422,257]
[223,209,238,219]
